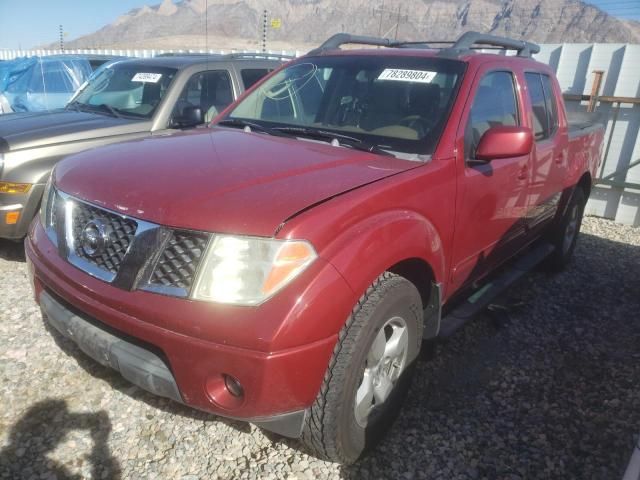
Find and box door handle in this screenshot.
[555,153,564,164]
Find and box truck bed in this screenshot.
[567,111,605,137]
[566,111,605,182]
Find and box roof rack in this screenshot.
[222,52,294,61]
[154,52,293,61]
[439,31,540,58]
[309,31,540,58]
[308,34,393,55]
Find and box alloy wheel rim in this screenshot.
[354,316,409,428]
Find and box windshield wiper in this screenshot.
[65,101,86,112]
[217,118,288,137]
[272,126,393,156]
[65,101,123,118]
[95,103,123,118]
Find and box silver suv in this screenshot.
[0,53,288,240]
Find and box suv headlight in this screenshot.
[192,235,317,305]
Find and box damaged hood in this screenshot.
[55,127,420,237]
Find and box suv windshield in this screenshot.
[225,55,466,155]
[69,62,177,119]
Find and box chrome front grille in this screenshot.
[45,188,210,297]
[70,202,138,275]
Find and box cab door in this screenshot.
[522,72,566,233]
[449,67,532,290]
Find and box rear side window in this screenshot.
[241,69,272,90]
[525,72,558,140]
[541,74,559,136]
[466,71,519,157]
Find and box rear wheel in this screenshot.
[300,272,423,464]
[545,187,586,271]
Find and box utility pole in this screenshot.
[394,5,402,40]
[262,10,268,52]
[377,1,385,37]
[59,25,64,52]
[375,2,408,39]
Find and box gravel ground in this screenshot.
[1,216,639,480]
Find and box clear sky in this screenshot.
[0,0,638,50]
[586,0,640,21]
[0,0,152,49]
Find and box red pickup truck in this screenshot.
[26,32,603,463]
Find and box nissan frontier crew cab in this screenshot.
[0,54,286,240]
[26,32,604,464]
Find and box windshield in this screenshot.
[70,63,177,119]
[225,55,466,155]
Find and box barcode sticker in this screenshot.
[377,69,437,83]
[131,73,163,83]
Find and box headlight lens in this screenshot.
[192,235,317,305]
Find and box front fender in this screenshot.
[320,209,446,301]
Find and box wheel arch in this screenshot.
[578,171,592,198]
[387,257,435,308]
[320,209,446,337]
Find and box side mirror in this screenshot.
[172,106,203,128]
[475,126,533,161]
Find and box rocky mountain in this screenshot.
[61,0,640,51]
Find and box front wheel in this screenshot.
[300,272,423,464]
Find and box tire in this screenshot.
[545,186,586,272]
[300,272,423,464]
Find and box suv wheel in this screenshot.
[300,272,423,464]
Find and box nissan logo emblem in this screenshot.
[80,219,110,257]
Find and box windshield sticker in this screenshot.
[131,73,162,83]
[377,69,437,83]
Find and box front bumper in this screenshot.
[0,184,44,239]
[39,289,308,437]
[26,220,355,436]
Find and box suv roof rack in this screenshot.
[155,52,293,61]
[222,52,294,61]
[309,31,540,58]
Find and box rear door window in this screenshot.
[540,74,559,137]
[525,72,558,140]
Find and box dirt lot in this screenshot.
[1,217,639,480]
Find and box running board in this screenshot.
[438,243,555,338]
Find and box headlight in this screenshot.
[39,174,54,227]
[192,235,317,305]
